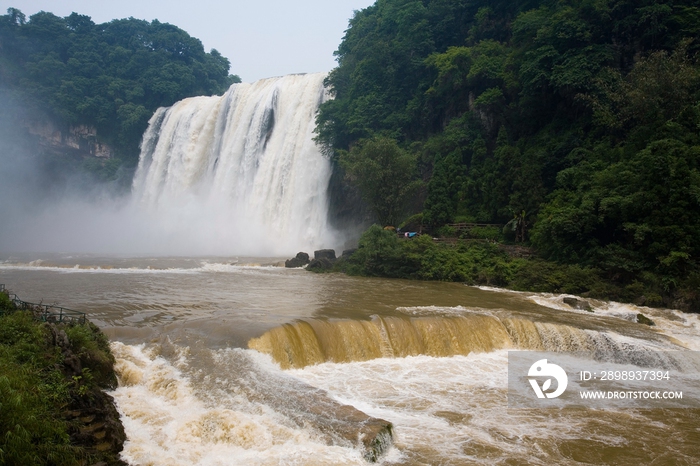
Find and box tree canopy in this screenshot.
[339,136,421,226]
[0,8,240,162]
[318,0,700,308]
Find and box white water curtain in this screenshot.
[131,73,335,256]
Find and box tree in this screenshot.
[339,136,422,226]
[0,9,238,164]
[6,7,25,26]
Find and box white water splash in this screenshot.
[111,342,367,466]
[476,285,700,351]
[0,261,286,275]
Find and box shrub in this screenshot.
[0,290,15,313]
[65,322,117,390]
[0,312,80,465]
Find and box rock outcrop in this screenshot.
[49,321,126,465]
[562,297,593,312]
[307,257,335,271]
[636,313,655,326]
[27,118,113,158]
[304,249,336,272]
[285,252,310,268]
[314,249,337,261]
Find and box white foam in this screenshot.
[0,263,195,274]
[110,321,700,465]
[286,351,637,464]
[110,342,368,466]
[0,261,285,275]
[474,286,700,351]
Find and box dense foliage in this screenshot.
[0,7,239,164]
[0,293,122,465]
[339,225,663,304]
[339,136,422,225]
[318,0,700,310]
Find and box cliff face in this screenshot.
[1,87,115,162]
[50,322,127,466]
[25,117,113,159]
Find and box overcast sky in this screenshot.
[5,0,375,82]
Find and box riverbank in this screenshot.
[312,225,699,314]
[0,288,126,466]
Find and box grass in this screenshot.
[0,292,121,465]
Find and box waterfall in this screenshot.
[131,73,335,256]
[248,315,685,369]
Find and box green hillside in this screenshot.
[318,0,700,311]
[0,8,239,166]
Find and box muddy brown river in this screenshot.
[1,253,699,465]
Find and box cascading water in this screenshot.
[131,73,336,256]
[247,315,687,369]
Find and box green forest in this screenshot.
[0,8,238,165]
[318,0,700,311]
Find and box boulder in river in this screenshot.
[285,252,310,268]
[314,249,337,261]
[636,313,655,326]
[562,297,593,312]
[307,257,335,272]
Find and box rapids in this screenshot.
[1,255,699,465]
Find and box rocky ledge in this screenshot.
[49,322,128,466]
[0,296,127,466]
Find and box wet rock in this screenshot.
[63,353,83,376]
[70,389,127,465]
[637,313,655,326]
[47,321,126,465]
[307,257,334,272]
[314,249,337,261]
[362,422,394,463]
[225,353,393,462]
[285,252,310,268]
[563,297,593,312]
[199,344,394,462]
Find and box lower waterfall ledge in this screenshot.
[360,420,394,462]
[309,399,394,462]
[267,383,394,462]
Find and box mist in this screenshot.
[0,90,146,255]
[0,82,345,258]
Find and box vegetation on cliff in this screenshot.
[318,0,700,311]
[339,136,423,226]
[0,7,239,174]
[0,291,125,465]
[334,225,653,305]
